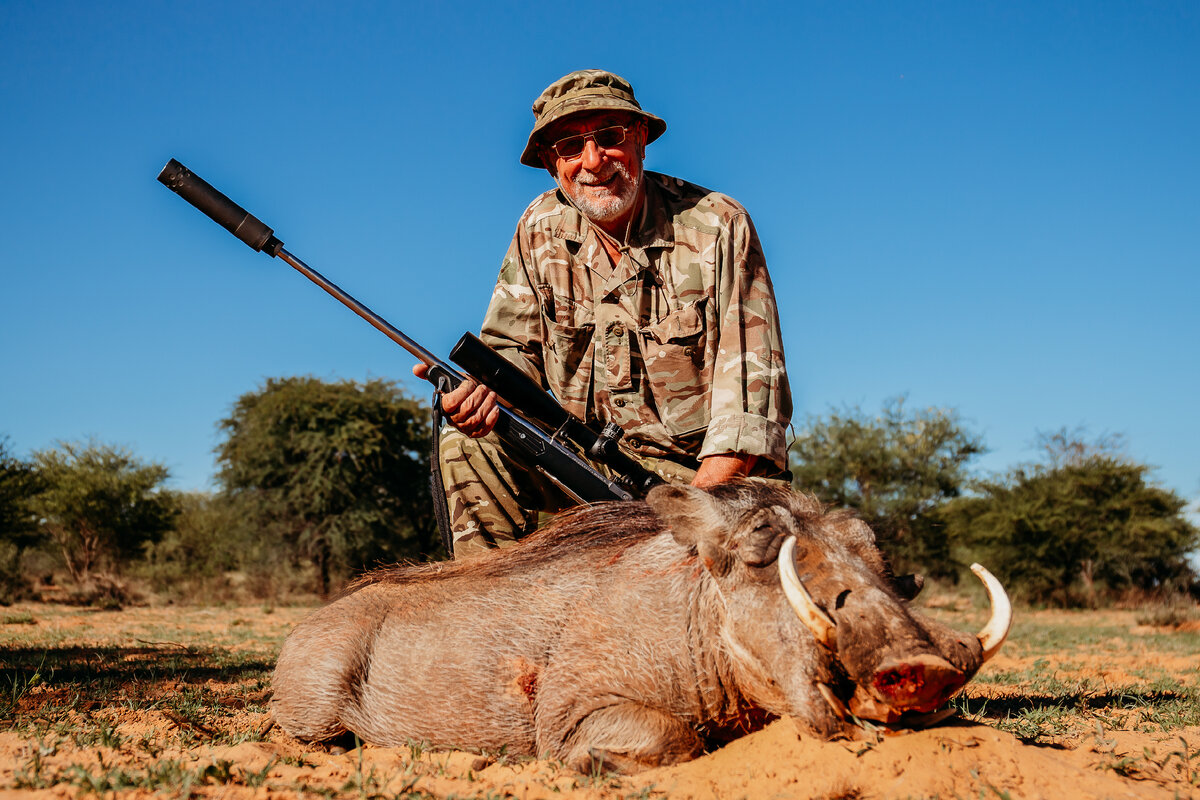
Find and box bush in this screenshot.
[59,573,141,609]
[942,446,1198,606]
[216,377,437,595]
[29,440,177,584]
[790,397,984,576]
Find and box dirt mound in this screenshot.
[635,718,1189,799]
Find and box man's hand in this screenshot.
[413,363,501,438]
[691,453,759,488]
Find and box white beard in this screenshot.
[564,160,640,223]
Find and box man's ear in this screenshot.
[634,120,648,159]
[539,146,559,176]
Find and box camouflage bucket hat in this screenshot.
[520,69,667,167]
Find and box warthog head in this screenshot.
[648,481,1010,736]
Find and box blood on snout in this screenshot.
[871,655,966,713]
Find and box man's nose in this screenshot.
[579,137,604,170]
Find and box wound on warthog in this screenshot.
[518,671,539,703]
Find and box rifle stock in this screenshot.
[157,158,661,504]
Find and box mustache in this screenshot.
[575,161,629,186]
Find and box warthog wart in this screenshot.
[272,481,1010,772]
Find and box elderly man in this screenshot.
[417,70,792,556]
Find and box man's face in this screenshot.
[541,111,646,229]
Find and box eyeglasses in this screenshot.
[548,125,630,160]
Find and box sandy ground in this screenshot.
[2,602,1198,799]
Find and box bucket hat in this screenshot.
[520,70,666,167]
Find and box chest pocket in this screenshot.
[638,299,711,435]
[542,316,594,415]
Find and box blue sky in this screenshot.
[2,1,1196,512]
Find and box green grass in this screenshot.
[990,617,1200,659]
[953,619,1200,745]
[0,605,308,794]
[1089,726,1200,787]
[1,618,280,749]
[15,756,277,795]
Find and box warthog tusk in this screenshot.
[970,563,1012,661]
[817,683,847,719]
[779,536,837,650]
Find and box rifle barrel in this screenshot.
[275,248,449,373]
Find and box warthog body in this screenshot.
[272,482,1008,771]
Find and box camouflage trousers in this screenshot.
[437,427,700,559]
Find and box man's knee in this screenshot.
[434,427,581,554]
[437,427,533,549]
[438,428,520,500]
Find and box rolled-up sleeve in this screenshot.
[700,212,792,469]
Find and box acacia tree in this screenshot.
[789,397,985,575]
[29,440,176,583]
[940,431,1198,604]
[216,377,435,595]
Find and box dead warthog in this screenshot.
[272,481,1010,772]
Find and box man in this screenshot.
[417,70,792,556]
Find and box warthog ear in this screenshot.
[830,515,876,549]
[893,573,926,601]
[646,484,733,576]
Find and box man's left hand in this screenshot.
[691,453,759,488]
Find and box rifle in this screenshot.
[156,158,662,513]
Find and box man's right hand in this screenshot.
[413,363,501,438]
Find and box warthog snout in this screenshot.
[869,653,967,713]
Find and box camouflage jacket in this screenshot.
[480,172,792,470]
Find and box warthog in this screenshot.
[272,481,1010,772]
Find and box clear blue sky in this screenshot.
[2,1,1196,514]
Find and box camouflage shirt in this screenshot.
[480,172,792,470]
